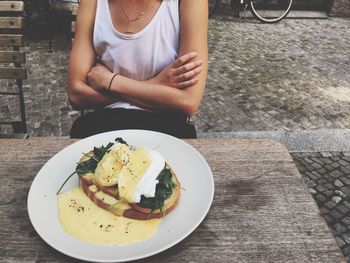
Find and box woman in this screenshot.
[68,0,208,138]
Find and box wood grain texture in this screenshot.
[0,50,25,63]
[0,17,23,29]
[0,1,24,12]
[0,34,23,46]
[0,66,27,79]
[0,138,346,263]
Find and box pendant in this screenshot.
[125,21,132,34]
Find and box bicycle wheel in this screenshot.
[208,0,218,18]
[250,0,293,23]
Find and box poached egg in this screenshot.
[94,143,165,203]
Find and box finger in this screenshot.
[172,52,198,68]
[95,63,108,71]
[175,67,202,82]
[86,71,92,82]
[176,78,199,89]
[173,60,203,75]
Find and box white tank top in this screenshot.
[93,0,180,110]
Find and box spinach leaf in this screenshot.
[75,142,114,175]
[139,168,176,211]
[57,140,119,195]
[94,142,114,160]
[75,157,97,175]
[115,137,128,145]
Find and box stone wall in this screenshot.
[330,0,350,17]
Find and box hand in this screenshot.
[87,63,114,92]
[150,52,203,89]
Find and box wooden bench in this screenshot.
[0,1,27,136]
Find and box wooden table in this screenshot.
[0,138,346,262]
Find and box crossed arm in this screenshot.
[68,0,208,116]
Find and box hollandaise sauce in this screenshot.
[58,188,161,246]
[118,148,152,203]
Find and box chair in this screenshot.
[71,1,77,41]
[0,1,28,137]
[47,0,79,52]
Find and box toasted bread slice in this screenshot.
[80,173,119,198]
[80,168,180,220]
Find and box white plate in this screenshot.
[27,130,214,262]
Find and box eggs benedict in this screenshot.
[77,138,180,220]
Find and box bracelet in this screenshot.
[108,73,118,92]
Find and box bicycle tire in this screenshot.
[208,0,219,18]
[250,0,293,23]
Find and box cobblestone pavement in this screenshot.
[198,16,350,132]
[1,16,350,136]
[293,152,350,262]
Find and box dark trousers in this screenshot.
[70,109,197,139]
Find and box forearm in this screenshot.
[110,75,201,116]
[68,81,119,110]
